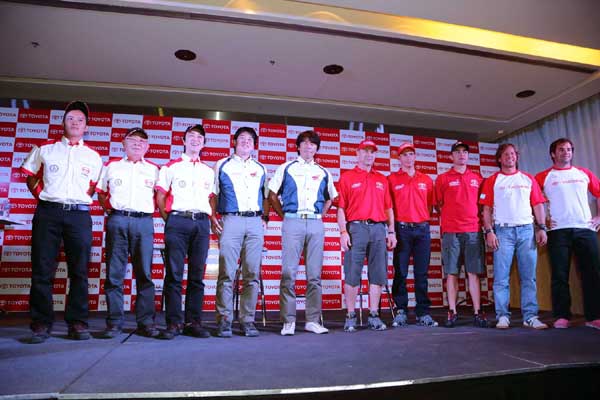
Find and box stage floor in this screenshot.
[1,309,599,399]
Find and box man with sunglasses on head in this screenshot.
[21,101,103,343]
[211,127,268,338]
[156,124,215,340]
[96,127,160,339]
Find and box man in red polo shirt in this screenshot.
[435,142,488,328]
[337,140,396,332]
[388,142,437,327]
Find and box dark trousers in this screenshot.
[30,203,92,329]
[163,214,210,325]
[547,228,600,321]
[392,223,432,316]
[104,213,155,328]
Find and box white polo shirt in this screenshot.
[156,153,215,215]
[535,166,600,231]
[21,136,102,204]
[268,157,338,214]
[479,170,546,225]
[96,157,159,214]
[214,154,267,213]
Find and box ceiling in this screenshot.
[1,0,599,141]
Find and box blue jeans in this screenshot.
[392,223,431,316]
[493,224,539,321]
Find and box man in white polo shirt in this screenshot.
[156,124,215,340]
[268,130,338,336]
[96,127,160,338]
[535,138,600,330]
[479,143,548,330]
[211,127,268,338]
[21,101,103,343]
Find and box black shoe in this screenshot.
[99,324,122,339]
[216,318,233,338]
[445,311,458,328]
[183,322,210,338]
[29,324,50,344]
[473,313,489,328]
[137,325,159,338]
[240,322,260,337]
[158,323,182,340]
[68,322,91,340]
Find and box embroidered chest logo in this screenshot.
[178,180,187,188]
[144,179,154,188]
[470,179,479,188]
[113,178,123,187]
[449,180,460,187]
[417,183,427,191]
[394,184,405,191]
[351,182,362,189]
[312,175,320,181]
[249,171,257,178]
[375,182,385,191]
[49,164,59,173]
[80,166,90,177]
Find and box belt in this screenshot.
[39,200,89,211]
[496,223,531,228]
[349,219,384,225]
[285,213,322,220]
[398,221,429,228]
[170,211,209,220]
[110,210,152,218]
[222,211,262,217]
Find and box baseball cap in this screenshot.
[358,139,378,151]
[397,142,416,154]
[451,141,469,152]
[63,101,89,123]
[124,127,148,140]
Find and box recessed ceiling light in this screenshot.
[516,90,536,98]
[323,64,344,75]
[174,49,196,61]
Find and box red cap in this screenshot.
[358,139,378,151]
[397,142,416,154]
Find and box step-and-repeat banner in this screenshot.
[0,107,499,313]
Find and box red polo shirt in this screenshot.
[388,170,433,223]
[338,166,391,222]
[435,168,482,233]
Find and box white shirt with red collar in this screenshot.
[535,166,600,231]
[479,170,546,225]
[96,157,159,214]
[20,136,102,204]
[156,153,215,214]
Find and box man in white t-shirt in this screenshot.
[479,143,548,330]
[535,138,600,330]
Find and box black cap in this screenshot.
[124,127,148,140]
[451,141,469,152]
[63,101,89,123]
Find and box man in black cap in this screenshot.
[21,101,103,343]
[96,127,160,338]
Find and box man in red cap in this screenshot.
[337,139,396,332]
[435,142,488,328]
[388,142,437,327]
[21,101,103,343]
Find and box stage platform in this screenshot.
[1,309,599,400]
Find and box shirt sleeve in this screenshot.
[267,163,286,194]
[580,167,600,198]
[156,165,171,194]
[213,159,222,195]
[528,174,546,206]
[20,145,42,176]
[478,174,496,206]
[326,169,338,200]
[337,173,348,209]
[434,174,444,207]
[90,152,103,185]
[96,163,109,194]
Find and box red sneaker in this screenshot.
[585,319,600,330]
[553,318,569,329]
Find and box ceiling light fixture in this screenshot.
[174,49,196,61]
[516,90,536,98]
[323,64,344,75]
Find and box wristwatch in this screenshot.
[483,228,493,235]
[536,223,547,232]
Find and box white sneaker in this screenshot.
[523,316,548,330]
[280,322,295,336]
[305,321,329,334]
[496,315,510,329]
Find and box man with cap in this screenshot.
[480,143,548,330]
[211,126,268,338]
[535,138,600,330]
[435,142,488,328]
[388,142,437,327]
[96,127,160,338]
[21,101,103,343]
[269,130,338,336]
[337,139,396,332]
[155,124,215,339]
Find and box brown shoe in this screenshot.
[137,325,159,338]
[183,322,210,338]
[158,323,182,340]
[99,324,122,339]
[68,322,91,340]
[30,323,50,344]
